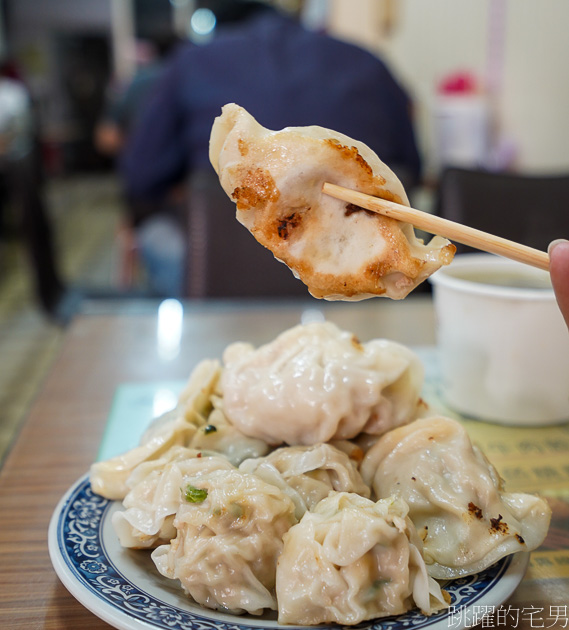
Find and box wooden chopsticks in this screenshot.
[322,182,550,272]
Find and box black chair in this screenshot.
[185,170,310,298]
[435,167,569,253]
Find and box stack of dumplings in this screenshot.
[90,321,551,626]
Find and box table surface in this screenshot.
[1,296,567,629]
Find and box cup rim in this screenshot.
[429,253,554,301]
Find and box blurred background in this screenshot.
[1,0,569,458]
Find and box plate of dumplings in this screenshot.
[49,321,548,629]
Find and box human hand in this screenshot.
[94,121,124,156]
[549,239,569,329]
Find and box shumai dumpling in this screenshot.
[152,469,297,615]
[220,321,424,445]
[360,416,551,579]
[276,493,448,625]
[239,443,370,519]
[209,103,455,300]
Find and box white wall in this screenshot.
[328,0,569,176]
[500,2,569,172]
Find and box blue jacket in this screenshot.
[120,9,421,201]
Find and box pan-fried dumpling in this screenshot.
[276,493,449,625]
[220,321,424,446]
[239,443,370,519]
[210,103,455,300]
[152,468,297,615]
[360,416,552,579]
[112,451,234,549]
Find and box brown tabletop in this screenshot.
[0,297,567,629]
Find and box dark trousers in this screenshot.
[1,145,64,314]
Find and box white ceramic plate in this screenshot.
[49,475,529,630]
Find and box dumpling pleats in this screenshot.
[275,493,448,625]
[361,416,552,578]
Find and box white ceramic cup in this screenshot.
[430,253,569,425]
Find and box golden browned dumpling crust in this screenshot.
[210,104,455,300]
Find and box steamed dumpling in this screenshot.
[89,412,199,500]
[239,443,370,519]
[189,401,270,465]
[220,321,424,445]
[210,103,455,300]
[360,416,551,579]
[276,493,448,625]
[176,358,222,423]
[112,450,234,549]
[152,469,297,615]
[90,358,221,500]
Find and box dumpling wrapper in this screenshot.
[220,321,424,446]
[89,411,198,500]
[90,359,221,500]
[152,468,297,615]
[360,416,552,579]
[276,493,449,625]
[189,402,270,466]
[112,450,234,549]
[210,103,455,300]
[239,443,371,519]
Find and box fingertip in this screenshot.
[548,238,569,256]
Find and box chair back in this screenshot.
[186,169,309,298]
[435,167,569,253]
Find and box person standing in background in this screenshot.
[118,0,422,297]
[0,61,65,317]
[95,37,186,297]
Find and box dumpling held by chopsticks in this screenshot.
[209,103,455,300]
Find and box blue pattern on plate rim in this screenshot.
[56,476,511,630]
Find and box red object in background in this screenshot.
[438,72,478,95]
[0,60,24,82]
[41,141,65,177]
